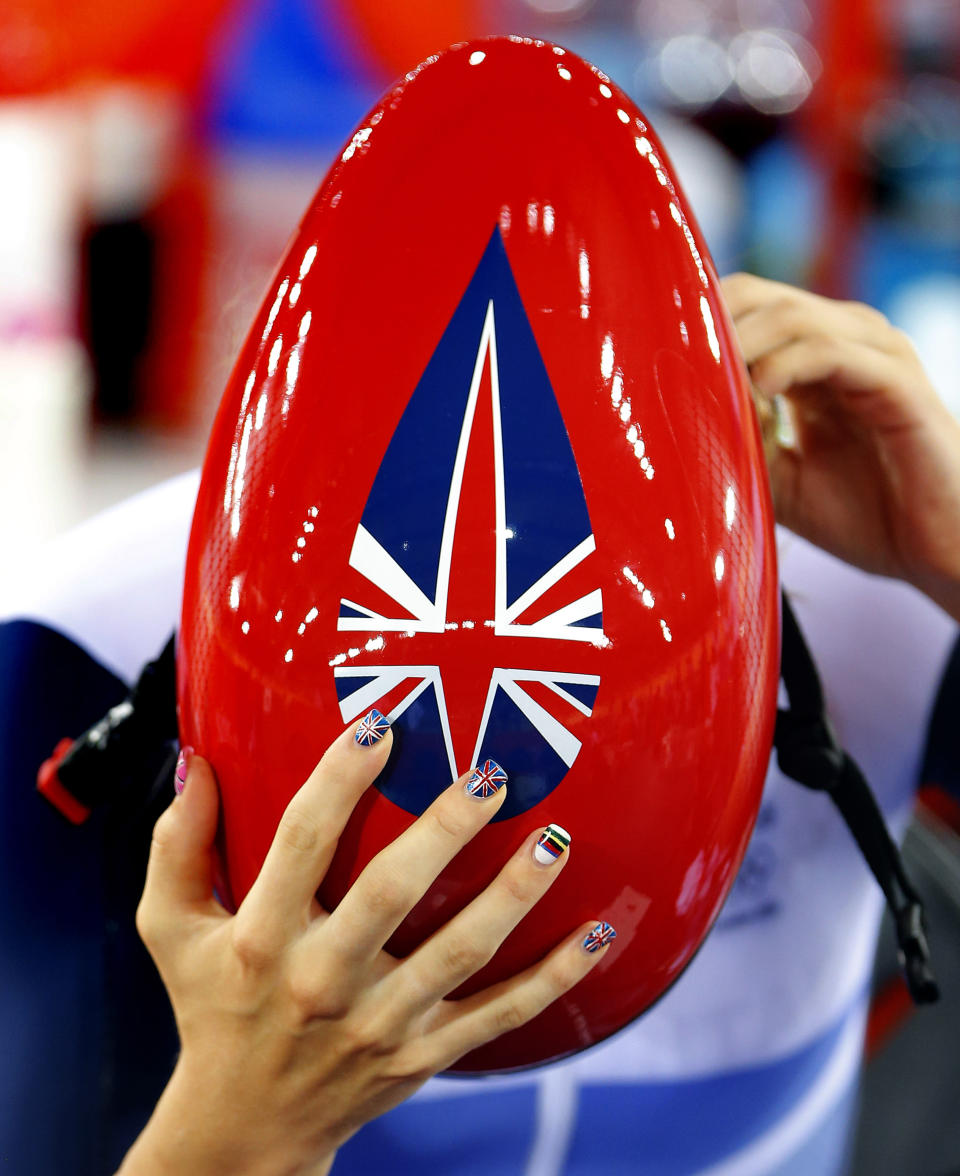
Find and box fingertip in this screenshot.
[531,823,571,868]
[462,758,509,803]
[141,753,222,923]
[351,708,393,751]
[169,752,220,843]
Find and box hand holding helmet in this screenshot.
[119,716,610,1176]
[722,272,960,620]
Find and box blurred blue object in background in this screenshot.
[205,0,382,150]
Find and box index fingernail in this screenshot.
[464,759,507,800]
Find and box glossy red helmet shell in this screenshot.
[178,36,779,1073]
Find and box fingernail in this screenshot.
[582,921,617,953]
[464,758,507,800]
[534,824,571,866]
[174,746,194,796]
[355,709,390,746]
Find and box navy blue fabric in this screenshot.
[0,620,177,1174]
[921,632,960,802]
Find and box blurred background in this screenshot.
[2,0,959,558]
[1,1,959,1171]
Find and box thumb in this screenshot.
[137,752,225,948]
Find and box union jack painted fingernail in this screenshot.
[534,824,571,866]
[355,709,390,746]
[464,758,507,799]
[582,921,617,953]
[174,746,194,796]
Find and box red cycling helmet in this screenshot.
[178,35,779,1073]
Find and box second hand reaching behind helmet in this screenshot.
[178,36,780,1073]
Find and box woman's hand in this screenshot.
[722,272,960,619]
[118,715,609,1176]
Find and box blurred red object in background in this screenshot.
[342,0,484,77]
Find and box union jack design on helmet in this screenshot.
[333,229,603,821]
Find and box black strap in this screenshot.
[56,633,179,814]
[775,592,939,1004]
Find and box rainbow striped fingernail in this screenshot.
[174,746,193,796]
[355,709,390,746]
[534,824,571,866]
[582,921,617,953]
[464,759,507,799]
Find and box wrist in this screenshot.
[117,1064,337,1176]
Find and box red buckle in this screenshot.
[37,738,92,825]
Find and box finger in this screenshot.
[721,274,902,363]
[721,272,845,324]
[238,711,394,940]
[316,760,509,963]
[732,301,894,369]
[384,824,573,1019]
[747,334,917,417]
[422,919,616,1070]
[137,752,226,949]
[721,271,801,320]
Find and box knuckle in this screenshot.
[276,805,323,856]
[390,1044,434,1085]
[496,868,536,906]
[284,969,347,1021]
[230,919,275,972]
[719,271,754,311]
[804,330,843,361]
[549,955,586,995]
[491,1001,526,1037]
[283,970,321,1018]
[363,867,414,919]
[889,326,917,356]
[438,935,489,980]
[134,897,160,948]
[721,270,753,291]
[769,298,807,331]
[147,808,178,859]
[429,799,471,843]
[846,299,886,324]
[359,1008,405,1056]
[338,1016,386,1056]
